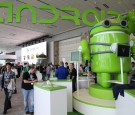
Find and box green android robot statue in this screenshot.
[80,9,135,100]
[90,19,131,88]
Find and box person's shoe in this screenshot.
[25,111,30,114]
[30,112,34,115]
[3,111,7,114]
[12,90,17,94]
[7,106,12,110]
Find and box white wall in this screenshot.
[59,37,81,62]
[15,49,21,63]
[0,60,5,66]
[44,26,89,64]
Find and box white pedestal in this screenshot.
[34,83,67,115]
[52,80,73,112]
[79,77,89,89]
[73,89,115,115]
[116,90,135,115]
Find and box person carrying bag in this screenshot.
[7,78,16,98]
[0,63,15,114]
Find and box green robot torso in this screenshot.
[90,19,131,73]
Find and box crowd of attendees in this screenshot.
[0,61,91,115]
[0,61,95,115]
[1,61,135,114]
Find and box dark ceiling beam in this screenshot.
[17,34,52,47]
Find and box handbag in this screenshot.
[7,79,16,91]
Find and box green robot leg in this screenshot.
[117,73,128,84]
[97,73,111,88]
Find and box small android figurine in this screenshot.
[80,9,135,88]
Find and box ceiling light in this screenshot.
[48,26,53,28]
[9,33,16,36]
[95,7,101,11]
[103,4,109,8]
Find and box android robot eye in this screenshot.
[103,20,110,27]
[120,20,128,27]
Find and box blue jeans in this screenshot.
[22,89,34,112]
[42,73,46,81]
[47,74,50,80]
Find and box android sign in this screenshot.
[80,9,135,91]
[0,2,122,26]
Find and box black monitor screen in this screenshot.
[117,44,130,57]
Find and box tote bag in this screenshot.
[7,79,16,91]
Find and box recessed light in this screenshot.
[9,33,16,36]
[95,7,101,11]
[103,4,109,8]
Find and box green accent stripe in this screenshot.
[68,110,82,115]
[51,80,72,82]
[34,82,66,91]
[126,90,135,97]
[73,95,115,109]
[89,84,114,100]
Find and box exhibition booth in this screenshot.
[21,42,47,65]
[17,6,135,115]
[33,9,135,115]
[1,1,135,115]
[33,77,135,115]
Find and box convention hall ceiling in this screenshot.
[0,0,135,51]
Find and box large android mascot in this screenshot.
[80,10,135,99]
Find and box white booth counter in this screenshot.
[34,82,67,115]
[116,90,135,115]
[51,79,73,112]
[78,76,95,89]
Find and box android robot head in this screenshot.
[80,9,135,88]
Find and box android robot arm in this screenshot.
[131,39,135,60]
[126,10,135,60]
[125,9,135,36]
[80,39,90,63]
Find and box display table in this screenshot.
[34,82,67,115]
[51,79,73,112]
[79,76,95,89]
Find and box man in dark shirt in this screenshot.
[55,61,68,79]
[69,63,77,92]
[65,62,69,71]
[22,66,37,115]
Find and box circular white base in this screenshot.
[73,89,115,115]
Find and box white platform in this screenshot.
[78,76,95,89]
[51,80,73,112]
[34,83,67,115]
[73,89,115,115]
[116,90,135,115]
[73,89,135,115]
